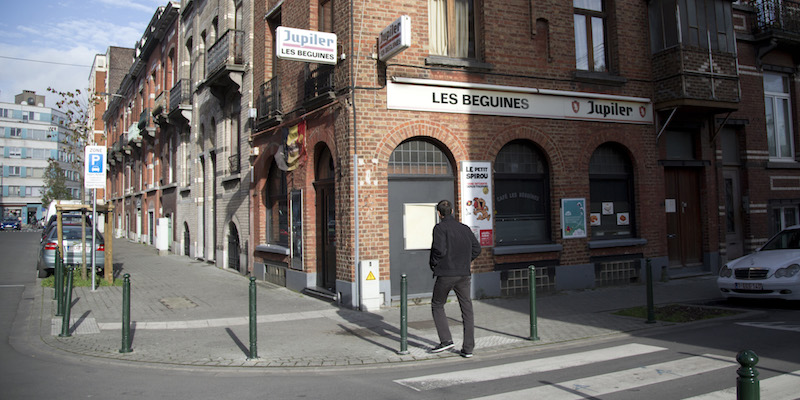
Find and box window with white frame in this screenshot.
[574,0,607,72]
[26,186,43,197]
[9,147,22,158]
[773,205,799,234]
[7,186,20,196]
[764,73,794,160]
[8,166,21,176]
[10,127,22,137]
[428,0,480,59]
[30,149,48,159]
[0,108,9,118]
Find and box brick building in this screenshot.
[251,0,674,309]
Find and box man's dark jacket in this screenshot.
[429,215,482,276]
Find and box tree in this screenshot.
[41,159,73,207]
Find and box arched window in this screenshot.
[589,143,635,239]
[266,162,288,246]
[494,140,550,245]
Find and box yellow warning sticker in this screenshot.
[366,271,376,281]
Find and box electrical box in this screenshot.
[360,259,381,311]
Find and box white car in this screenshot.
[717,225,800,301]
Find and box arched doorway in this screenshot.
[388,139,455,297]
[228,222,241,273]
[315,146,336,291]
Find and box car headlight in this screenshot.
[775,264,800,278]
[719,265,732,278]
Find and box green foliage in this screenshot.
[40,269,122,288]
[41,159,73,207]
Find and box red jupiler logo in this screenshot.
[571,101,580,114]
[639,106,647,118]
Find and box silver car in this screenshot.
[37,224,105,278]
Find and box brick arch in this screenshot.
[574,127,650,178]
[483,124,564,173]
[375,121,468,166]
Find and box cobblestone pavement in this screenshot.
[28,238,732,369]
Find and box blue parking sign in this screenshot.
[84,145,107,189]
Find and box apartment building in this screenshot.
[1,91,82,223]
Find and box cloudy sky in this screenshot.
[0,0,163,108]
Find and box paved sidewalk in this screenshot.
[34,238,727,368]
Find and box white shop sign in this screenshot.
[378,15,411,61]
[276,26,337,65]
[387,79,653,124]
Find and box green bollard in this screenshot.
[645,258,656,324]
[119,274,132,353]
[247,277,258,360]
[528,265,539,341]
[398,274,409,355]
[55,249,64,316]
[737,350,760,400]
[59,267,74,337]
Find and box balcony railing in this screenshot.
[304,64,336,109]
[751,0,800,35]
[152,91,168,124]
[207,29,244,77]
[229,154,240,174]
[169,79,191,111]
[256,77,282,130]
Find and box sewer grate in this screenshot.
[159,296,198,310]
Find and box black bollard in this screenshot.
[59,267,74,337]
[248,276,258,360]
[120,274,132,353]
[398,274,409,355]
[737,350,760,400]
[645,258,656,324]
[528,265,539,341]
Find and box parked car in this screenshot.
[37,224,105,278]
[1,217,21,231]
[717,225,800,301]
[40,213,92,242]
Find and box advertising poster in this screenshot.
[460,161,493,246]
[561,198,587,239]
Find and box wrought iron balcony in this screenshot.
[152,90,168,125]
[256,77,282,131]
[206,29,245,97]
[169,79,192,123]
[304,64,336,110]
[751,0,800,36]
[229,154,240,174]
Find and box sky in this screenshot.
[0,0,164,108]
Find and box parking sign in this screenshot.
[84,146,107,189]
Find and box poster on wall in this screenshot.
[291,190,303,270]
[460,161,493,246]
[561,198,587,239]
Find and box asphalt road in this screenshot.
[2,231,799,399]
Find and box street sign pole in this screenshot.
[84,145,107,292]
[91,188,97,291]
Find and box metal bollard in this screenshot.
[59,267,75,337]
[737,350,760,400]
[528,265,539,341]
[247,276,258,360]
[645,258,656,324]
[119,274,132,353]
[398,274,409,355]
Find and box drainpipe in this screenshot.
[350,0,361,310]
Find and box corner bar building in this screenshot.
[250,0,742,309]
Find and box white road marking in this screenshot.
[685,369,800,400]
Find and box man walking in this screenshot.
[429,199,481,357]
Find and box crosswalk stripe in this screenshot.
[685,369,800,400]
[468,354,735,400]
[394,343,666,391]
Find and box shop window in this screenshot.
[764,73,794,161]
[494,141,550,245]
[428,0,481,59]
[589,143,635,239]
[574,0,607,72]
[266,162,288,246]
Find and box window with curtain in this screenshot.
[574,0,607,72]
[428,0,479,59]
[764,73,794,160]
[266,162,288,246]
[589,143,635,239]
[494,141,550,245]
